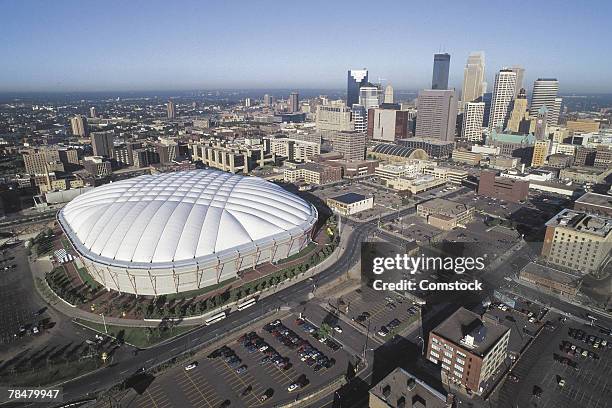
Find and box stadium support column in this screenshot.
[215,260,223,283]
[85,258,107,289]
[234,254,243,272]
[253,245,261,269]
[106,266,121,293]
[195,262,203,289]
[148,270,158,296]
[126,270,138,296]
[172,268,180,293]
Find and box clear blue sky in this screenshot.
[1,0,611,93]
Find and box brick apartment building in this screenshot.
[427,307,510,395]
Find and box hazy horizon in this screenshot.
[2,1,612,94]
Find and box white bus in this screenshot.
[205,311,227,325]
[237,298,257,311]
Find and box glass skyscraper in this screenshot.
[347,69,368,107]
[432,53,450,90]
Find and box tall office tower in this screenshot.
[359,85,380,110]
[551,97,563,125]
[461,102,485,142]
[482,92,492,127]
[263,94,271,106]
[352,104,367,132]
[531,140,550,167]
[89,106,96,118]
[167,99,176,119]
[488,69,517,131]
[534,106,548,141]
[530,78,559,124]
[432,53,451,90]
[507,89,531,133]
[70,115,88,137]
[384,84,394,104]
[244,97,252,107]
[509,66,525,98]
[461,52,486,110]
[415,89,458,142]
[347,69,368,107]
[289,91,300,113]
[90,131,114,158]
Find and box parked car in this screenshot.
[184,361,198,371]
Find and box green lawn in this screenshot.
[164,277,237,301]
[278,242,317,263]
[74,318,193,348]
[76,265,101,289]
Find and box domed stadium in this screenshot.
[58,169,318,295]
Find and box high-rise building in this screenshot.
[542,209,612,274]
[263,94,271,106]
[534,106,548,141]
[22,148,62,175]
[432,53,451,90]
[90,131,114,158]
[167,99,176,119]
[289,91,299,113]
[461,102,485,142]
[551,97,563,125]
[351,104,367,133]
[415,89,458,142]
[368,106,410,142]
[315,102,354,135]
[347,69,368,107]
[461,52,486,110]
[488,69,517,131]
[359,84,380,110]
[531,140,550,167]
[507,89,531,133]
[70,115,89,137]
[244,97,252,107]
[530,79,559,124]
[89,106,96,118]
[509,66,525,98]
[328,131,366,160]
[384,84,394,104]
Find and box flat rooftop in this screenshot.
[419,198,471,216]
[545,208,612,238]
[369,367,449,408]
[432,307,509,357]
[329,192,368,204]
[575,192,612,209]
[520,262,581,287]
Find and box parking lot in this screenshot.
[335,286,421,340]
[493,313,612,408]
[129,313,351,408]
[0,244,48,348]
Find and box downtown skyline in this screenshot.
[1,0,612,93]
